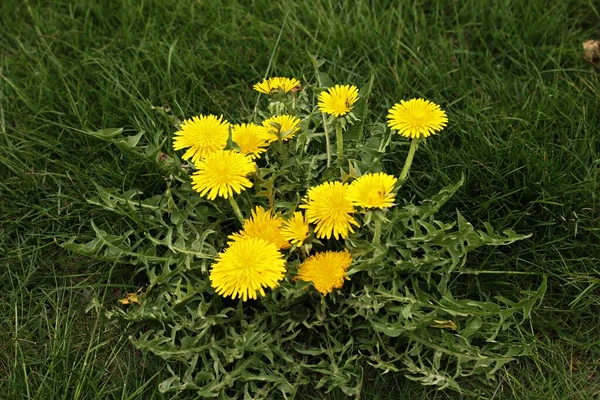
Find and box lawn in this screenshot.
[1,0,599,398]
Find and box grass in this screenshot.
[1,0,599,398]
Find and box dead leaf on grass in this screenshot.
[583,40,600,66]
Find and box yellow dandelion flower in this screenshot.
[348,173,398,209]
[173,114,229,163]
[387,98,448,139]
[281,212,310,246]
[317,84,359,117]
[295,250,352,295]
[261,115,301,142]
[210,237,285,301]
[231,123,270,160]
[300,181,359,240]
[229,206,290,250]
[190,150,255,200]
[118,292,140,305]
[253,77,301,95]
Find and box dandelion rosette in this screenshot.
[317,84,359,117]
[173,114,229,163]
[295,250,352,295]
[348,172,398,209]
[210,237,286,301]
[190,150,255,200]
[229,206,290,250]
[281,212,310,246]
[253,77,301,95]
[231,123,270,160]
[387,98,448,139]
[261,115,301,142]
[300,181,359,240]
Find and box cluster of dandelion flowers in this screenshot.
[190,150,255,200]
[348,173,398,209]
[231,123,270,160]
[261,115,301,142]
[281,212,310,246]
[300,181,359,240]
[172,114,229,164]
[253,77,301,95]
[387,98,448,139]
[317,84,359,117]
[295,250,352,295]
[229,206,290,250]
[210,237,286,301]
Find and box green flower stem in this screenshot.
[322,112,331,168]
[276,137,288,163]
[336,120,343,167]
[372,217,382,245]
[228,196,244,224]
[398,138,420,183]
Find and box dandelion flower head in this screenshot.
[190,150,255,200]
[253,77,301,95]
[229,206,290,250]
[348,172,398,209]
[295,250,352,295]
[231,123,270,160]
[173,114,229,164]
[300,181,359,240]
[210,237,285,301]
[261,115,301,142]
[317,84,359,117]
[387,98,448,139]
[281,212,310,246]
